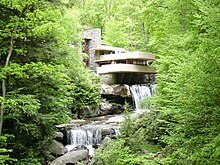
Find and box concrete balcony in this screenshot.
[96,51,155,62]
[96,64,156,74]
[95,50,156,84]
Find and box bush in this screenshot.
[91,139,151,165]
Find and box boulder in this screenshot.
[78,106,99,118]
[101,84,132,104]
[70,119,88,125]
[101,128,115,137]
[100,102,112,111]
[112,84,131,97]
[100,84,114,94]
[55,123,76,129]
[50,150,89,165]
[99,101,124,116]
[55,132,64,143]
[79,101,124,118]
[51,140,68,156]
[44,154,56,164]
[101,84,131,97]
[105,115,125,124]
[101,136,111,145]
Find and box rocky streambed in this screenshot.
[48,84,155,164]
[49,114,125,165]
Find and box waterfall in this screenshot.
[130,84,156,110]
[150,84,157,95]
[113,126,120,135]
[65,127,102,156]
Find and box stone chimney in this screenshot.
[83,29,101,71]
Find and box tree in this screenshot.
[87,0,220,164]
[0,0,100,163]
[141,0,220,164]
[102,0,150,51]
[74,0,150,51]
[0,0,38,136]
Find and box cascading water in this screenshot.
[150,84,156,95]
[65,125,120,156]
[65,127,102,156]
[130,84,156,110]
[113,127,120,135]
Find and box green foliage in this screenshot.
[120,113,147,152]
[119,104,162,152]
[92,139,152,165]
[81,0,219,164]
[140,0,220,164]
[74,0,150,51]
[1,0,218,164]
[102,0,150,51]
[77,161,85,165]
[0,0,101,163]
[0,135,17,164]
[71,70,101,113]
[92,108,161,164]
[188,134,220,165]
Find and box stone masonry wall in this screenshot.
[84,29,101,71]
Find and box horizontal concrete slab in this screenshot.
[97,64,156,74]
[96,51,155,62]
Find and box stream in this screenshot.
[64,84,156,156]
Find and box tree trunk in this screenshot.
[0,4,29,136]
[0,37,14,136]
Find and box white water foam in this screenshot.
[130,84,156,110]
[65,128,102,156]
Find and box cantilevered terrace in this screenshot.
[96,51,155,74]
[94,46,156,84]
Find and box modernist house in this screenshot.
[83,29,156,84]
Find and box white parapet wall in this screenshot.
[97,64,156,74]
[96,51,155,62]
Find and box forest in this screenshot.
[0,0,219,164]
